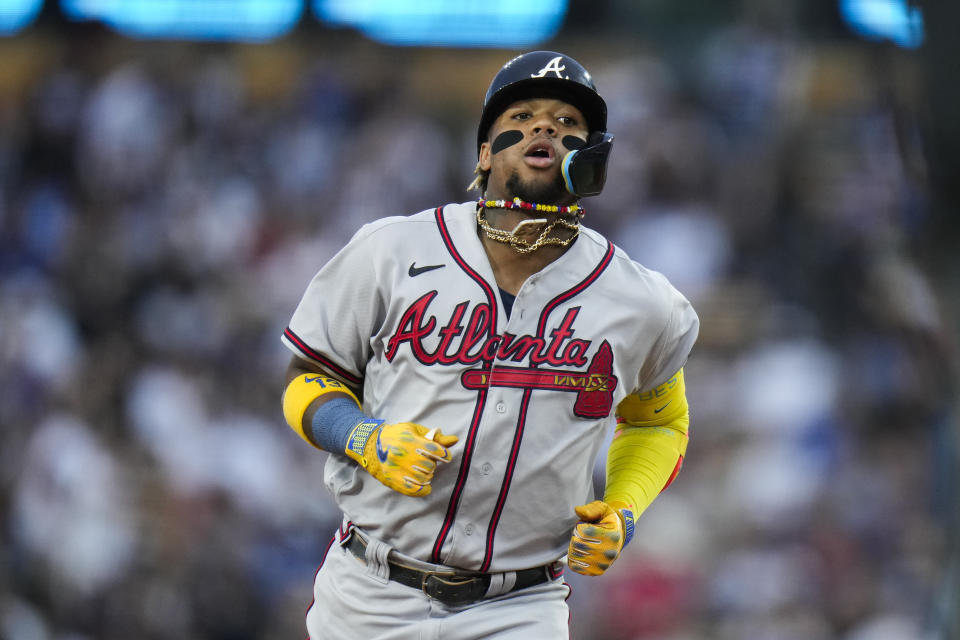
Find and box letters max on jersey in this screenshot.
[385,291,617,418]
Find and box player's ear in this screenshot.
[478,141,492,172]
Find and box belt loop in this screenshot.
[362,534,391,585]
[337,521,354,546]
[483,571,517,598]
[546,561,563,580]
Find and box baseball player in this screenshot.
[281,50,699,639]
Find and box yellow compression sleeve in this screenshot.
[604,369,690,520]
[282,373,360,448]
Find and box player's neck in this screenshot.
[477,206,575,295]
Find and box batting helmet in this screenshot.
[476,51,608,154]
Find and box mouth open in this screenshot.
[524,141,555,168]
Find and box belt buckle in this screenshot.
[421,572,487,606]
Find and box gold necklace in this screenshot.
[476,202,583,254]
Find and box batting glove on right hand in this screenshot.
[345,422,458,497]
[567,500,634,576]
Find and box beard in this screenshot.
[506,169,568,205]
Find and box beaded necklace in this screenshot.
[477,196,583,216]
[476,197,584,254]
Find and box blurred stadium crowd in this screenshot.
[1,12,958,640]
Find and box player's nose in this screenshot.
[530,114,557,136]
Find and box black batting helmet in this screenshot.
[477,51,607,154]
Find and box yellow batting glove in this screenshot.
[345,422,459,497]
[567,500,635,576]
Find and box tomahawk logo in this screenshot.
[531,56,567,79]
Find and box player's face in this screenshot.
[479,98,588,205]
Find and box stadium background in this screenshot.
[1,1,957,638]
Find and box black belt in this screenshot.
[345,534,554,606]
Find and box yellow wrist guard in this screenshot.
[282,373,360,447]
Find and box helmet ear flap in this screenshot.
[561,133,614,197]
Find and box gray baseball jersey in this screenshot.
[283,201,698,573]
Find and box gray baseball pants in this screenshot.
[305,531,571,639]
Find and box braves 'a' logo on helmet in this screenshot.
[530,56,568,79]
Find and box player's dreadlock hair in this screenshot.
[467,161,489,195]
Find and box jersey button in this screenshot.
[496,402,506,413]
[481,462,492,474]
[464,524,474,535]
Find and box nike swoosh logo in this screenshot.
[654,401,672,413]
[376,429,389,463]
[409,262,445,277]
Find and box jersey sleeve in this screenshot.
[636,276,699,393]
[282,223,388,386]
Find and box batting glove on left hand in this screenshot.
[567,500,634,576]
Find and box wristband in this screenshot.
[343,418,386,467]
[619,507,636,546]
[605,500,635,546]
[283,373,360,447]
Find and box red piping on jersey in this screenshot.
[536,241,615,335]
[283,326,362,386]
[480,240,616,570]
[431,205,500,563]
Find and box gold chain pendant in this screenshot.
[476,207,581,254]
